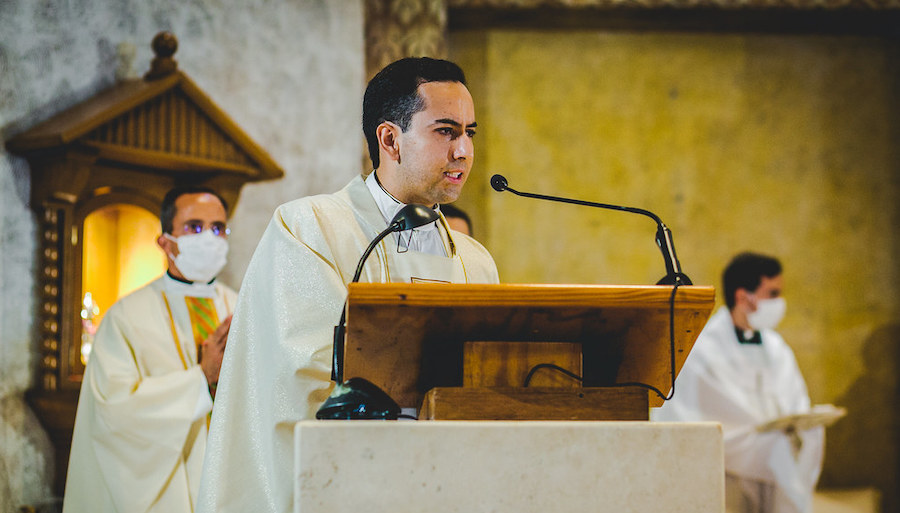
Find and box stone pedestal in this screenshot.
[294,420,724,513]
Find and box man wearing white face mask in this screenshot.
[652,252,824,513]
[64,187,236,513]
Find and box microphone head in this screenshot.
[490,174,508,192]
[390,204,439,232]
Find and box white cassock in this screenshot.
[652,306,824,513]
[197,174,500,513]
[63,275,236,513]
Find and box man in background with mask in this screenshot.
[63,186,236,513]
[653,252,824,513]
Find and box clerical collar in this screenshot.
[164,271,216,298]
[166,270,216,286]
[734,327,762,345]
[365,171,440,233]
[373,171,403,205]
[364,171,446,256]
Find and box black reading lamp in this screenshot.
[316,204,440,420]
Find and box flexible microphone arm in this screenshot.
[331,204,440,382]
[490,174,691,286]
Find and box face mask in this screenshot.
[746,297,786,331]
[165,231,228,283]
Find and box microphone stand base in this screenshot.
[656,273,692,286]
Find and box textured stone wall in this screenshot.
[451,29,900,509]
[0,1,364,510]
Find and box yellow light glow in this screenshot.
[82,204,166,328]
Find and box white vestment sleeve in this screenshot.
[664,351,807,485]
[767,351,824,513]
[191,379,214,421]
[198,202,348,513]
[82,304,209,513]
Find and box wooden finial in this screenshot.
[144,32,179,80]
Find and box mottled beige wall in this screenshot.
[451,29,899,503]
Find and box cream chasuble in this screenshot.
[197,175,499,513]
[63,275,235,513]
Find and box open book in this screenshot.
[757,404,847,433]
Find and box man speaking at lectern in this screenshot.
[197,57,499,513]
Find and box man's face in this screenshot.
[390,81,476,205]
[157,192,228,261]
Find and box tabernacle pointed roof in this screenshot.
[7,32,283,181]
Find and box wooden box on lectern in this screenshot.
[342,283,715,421]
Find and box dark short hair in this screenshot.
[722,252,782,310]
[363,57,467,169]
[160,186,228,234]
[440,203,472,234]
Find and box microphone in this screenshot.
[490,174,508,192]
[331,204,441,382]
[490,174,691,286]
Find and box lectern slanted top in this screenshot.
[341,283,715,417]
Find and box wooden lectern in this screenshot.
[342,283,715,421]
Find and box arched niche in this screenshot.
[79,201,167,366]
